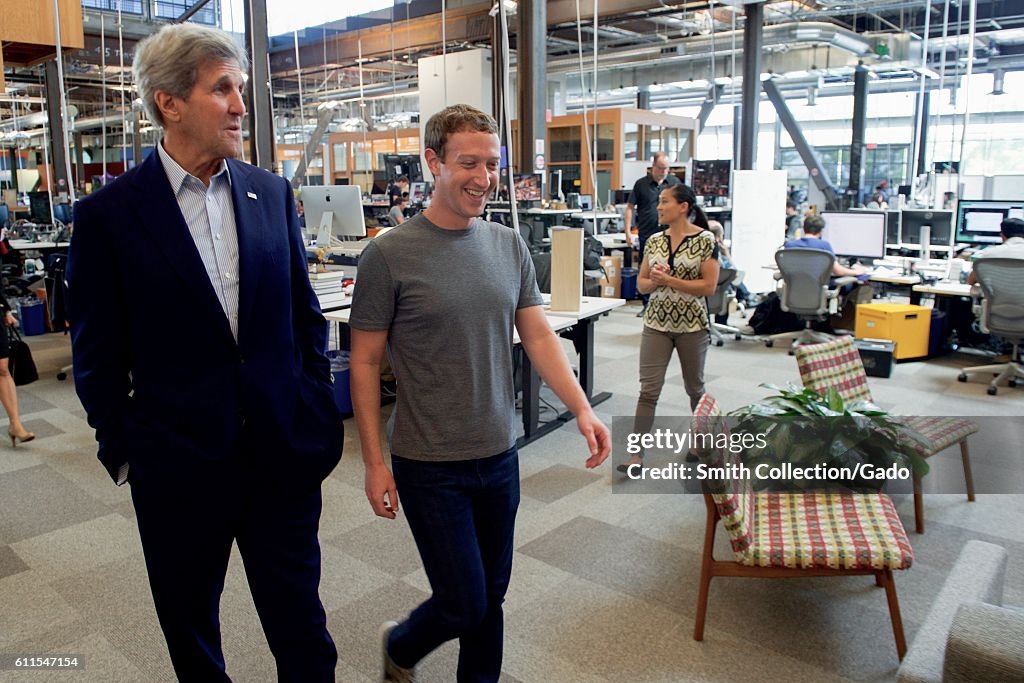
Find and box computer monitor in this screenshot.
[901,209,953,248]
[613,188,631,204]
[410,182,427,204]
[578,194,593,211]
[955,199,1024,246]
[28,191,51,223]
[513,174,541,202]
[820,211,886,260]
[885,211,901,245]
[300,185,366,245]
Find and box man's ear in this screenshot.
[153,90,181,125]
[424,148,442,177]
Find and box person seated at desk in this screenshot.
[388,194,409,227]
[785,214,869,286]
[707,220,750,322]
[967,217,1024,285]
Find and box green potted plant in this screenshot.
[726,383,932,492]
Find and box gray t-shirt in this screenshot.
[388,205,405,227]
[350,213,543,461]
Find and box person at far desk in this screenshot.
[785,199,802,240]
[618,183,719,474]
[388,175,410,207]
[786,214,868,284]
[625,151,680,316]
[388,193,409,227]
[967,217,1024,286]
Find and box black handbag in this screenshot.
[8,326,38,386]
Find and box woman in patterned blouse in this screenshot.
[618,183,719,473]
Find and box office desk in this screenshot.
[10,240,70,251]
[912,282,973,298]
[514,296,626,447]
[318,294,352,313]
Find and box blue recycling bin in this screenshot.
[327,350,353,415]
[18,298,46,336]
[621,267,639,301]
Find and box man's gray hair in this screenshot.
[133,23,249,128]
[652,151,670,165]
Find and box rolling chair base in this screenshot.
[958,360,1024,395]
[765,326,836,355]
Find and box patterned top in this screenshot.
[643,229,718,333]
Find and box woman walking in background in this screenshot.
[0,297,34,447]
[619,184,718,473]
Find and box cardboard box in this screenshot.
[854,303,930,360]
[599,255,623,281]
[601,283,621,298]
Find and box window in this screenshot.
[779,145,909,195]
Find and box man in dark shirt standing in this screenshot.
[624,151,680,314]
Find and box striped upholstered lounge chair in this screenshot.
[692,393,913,661]
[794,336,977,534]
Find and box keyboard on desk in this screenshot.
[328,241,371,258]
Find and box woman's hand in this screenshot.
[650,263,672,286]
[4,312,15,328]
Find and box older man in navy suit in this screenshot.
[67,24,342,682]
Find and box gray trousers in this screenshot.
[634,326,710,438]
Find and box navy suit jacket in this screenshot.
[68,151,342,486]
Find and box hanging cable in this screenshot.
[442,0,448,105]
[294,30,309,186]
[929,0,950,176]
[101,12,108,181]
[51,0,76,203]
[496,0,520,235]
[592,0,599,203]
[910,0,931,202]
[574,0,596,203]
[957,0,977,179]
[117,0,128,170]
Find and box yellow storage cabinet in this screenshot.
[854,303,931,360]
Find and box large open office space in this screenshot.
[1,1,1023,681]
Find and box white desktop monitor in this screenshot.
[578,194,594,211]
[410,181,426,203]
[820,211,886,260]
[955,200,1023,245]
[300,185,366,245]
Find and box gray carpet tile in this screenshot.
[520,464,603,504]
[0,571,81,650]
[327,515,424,578]
[16,417,65,441]
[0,466,110,545]
[0,544,29,580]
[0,391,57,419]
[10,514,139,583]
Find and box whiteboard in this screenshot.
[729,170,788,294]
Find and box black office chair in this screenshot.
[708,267,743,346]
[766,248,856,355]
[957,258,1024,395]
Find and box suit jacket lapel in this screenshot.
[227,159,265,344]
[130,151,234,343]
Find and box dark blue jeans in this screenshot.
[388,446,520,683]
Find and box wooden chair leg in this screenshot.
[694,568,712,641]
[913,473,925,534]
[960,439,976,502]
[875,573,884,587]
[880,569,908,661]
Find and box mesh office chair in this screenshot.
[708,267,743,346]
[766,248,855,355]
[957,257,1024,395]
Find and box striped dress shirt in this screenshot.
[157,142,241,341]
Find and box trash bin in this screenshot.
[928,309,949,358]
[18,298,45,336]
[327,350,353,415]
[621,267,639,301]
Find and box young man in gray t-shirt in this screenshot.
[350,104,610,682]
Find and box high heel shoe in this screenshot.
[9,431,35,447]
